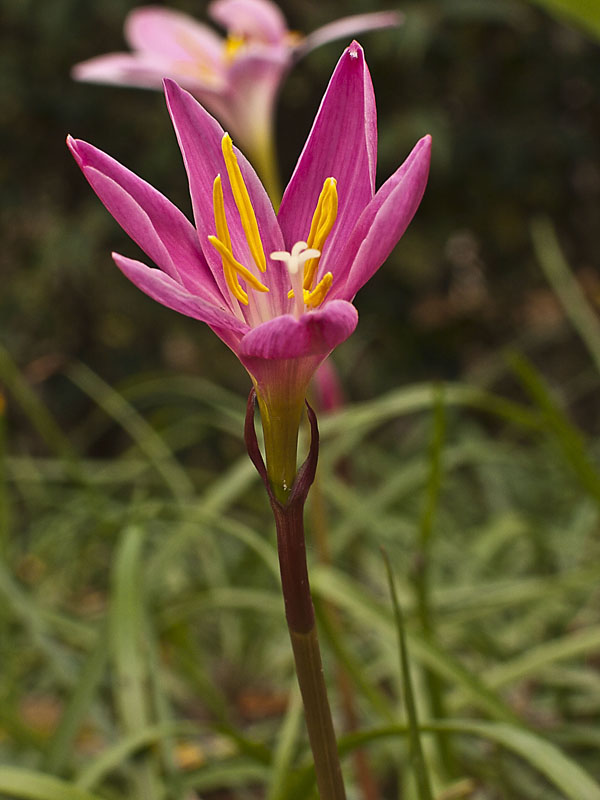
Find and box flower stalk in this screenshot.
[245,389,346,799]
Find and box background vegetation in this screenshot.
[1,0,600,797]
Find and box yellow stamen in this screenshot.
[208,236,269,305]
[304,178,338,291]
[213,175,231,250]
[221,134,267,273]
[305,272,333,308]
[212,175,245,303]
[224,34,245,61]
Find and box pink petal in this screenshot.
[72,53,171,89]
[72,51,229,96]
[332,135,432,302]
[113,253,248,336]
[238,300,358,360]
[67,136,224,305]
[125,7,224,63]
[300,11,403,53]
[278,42,377,268]
[209,0,287,44]
[164,79,288,310]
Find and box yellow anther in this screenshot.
[208,236,269,305]
[306,272,333,308]
[221,134,267,273]
[224,34,244,61]
[288,271,333,307]
[213,175,231,250]
[304,178,337,291]
[213,175,243,302]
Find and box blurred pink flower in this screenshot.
[313,360,345,414]
[68,42,429,434]
[72,0,402,197]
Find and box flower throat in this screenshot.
[208,134,337,320]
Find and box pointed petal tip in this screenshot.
[418,133,432,159]
[415,134,433,171]
[162,76,178,95]
[346,40,365,61]
[66,135,85,165]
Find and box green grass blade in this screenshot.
[0,344,80,476]
[532,216,600,375]
[75,722,197,790]
[484,625,600,689]
[0,768,106,800]
[509,351,600,505]
[67,361,193,501]
[44,624,109,774]
[311,566,521,725]
[266,684,304,800]
[0,394,9,558]
[434,720,600,800]
[319,382,541,449]
[383,549,434,800]
[314,597,395,724]
[290,718,600,800]
[110,524,162,799]
[525,0,600,40]
[414,387,454,776]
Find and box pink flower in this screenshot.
[72,1,402,198]
[68,42,430,487]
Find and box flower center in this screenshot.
[208,134,337,322]
[224,34,245,62]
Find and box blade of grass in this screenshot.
[414,387,454,777]
[110,524,162,800]
[525,0,600,41]
[0,344,81,479]
[532,216,600,375]
[0,768,106,800]
[67,361,193,502]
[266,683,304,800]
[181,758,270,793]
[311,565,521,725]
[0,391,8,559]
[289,719,600,800]
[508,352,600,505]
[314,596,395,724]
[382,549,434,800]
[75,721,197,791]
[484,624,600,689]
[44,623,109,774]
[319,382,541,452]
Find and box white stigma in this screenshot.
[270,242,321,319]
[270,241,320,275]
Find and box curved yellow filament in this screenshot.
[208,236,269,305]
[305,272,333,308]
[221,134,267,273]
[213,176,245,303]
[304,178,337,291]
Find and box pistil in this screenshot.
[271,242,320,318]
